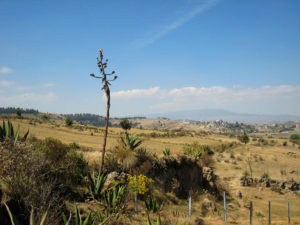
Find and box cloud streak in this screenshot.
[0,80,15,87]
[134,0,219,47]
[0,92,56,104]
[108,87,160,100]
[109,85,300,114]
[0,67,14,74]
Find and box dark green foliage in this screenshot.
[289,135,300,145]
[16,108,21,117]
[0,107,38,115]
[237,131,250,144]
[290,134,300,141]
[162,148,170,156]
[40,114,49,121]
[62,113,111,127]
[65,117,73,126]
[261,172,270,179]
[120,119,132,132]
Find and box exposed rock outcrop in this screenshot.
[240,176,300,192]
[148,156,219,198]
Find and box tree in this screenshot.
[238,131,250,144]
[16,108,22,117]
[120,119,132,136]
[90,49,118,172]
[290,133,300,146]
[65,117,73,126]
[290,134,300,141]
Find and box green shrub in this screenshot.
[261,172,270,179]
[183,142,212,160]
[65,117,73,126]
[31,137,87,185]
[162,148,170,156]
[290,134,300,140]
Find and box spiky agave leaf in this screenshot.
[14,125,20,144]
[39,207,49,225]
[22,129,29,142]
[74,205,82,225]
[61,212,72,225]
[82,212,91,225]
[0,126,4,141]
[4,203,21,225]
[30,208,36,225]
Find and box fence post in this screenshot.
[288,202,290,224]
[269,200,271,225]
[188,191,191,219]
[250,201,253,225]
[224,191,227,224]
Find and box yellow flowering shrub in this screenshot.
[128,174,154,195]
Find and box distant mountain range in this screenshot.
[149,109,300,124]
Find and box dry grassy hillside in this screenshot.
[2,117,300,224]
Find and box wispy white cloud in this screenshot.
[108,87,160,100]
[0,67,14,74]
[0,80,15,87]
[16,83,56,91]
[134,0,219,47]
[0,92,56,104]
[109,85,300,114]
[41,83,55,87]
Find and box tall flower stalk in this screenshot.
[90,49,118,172]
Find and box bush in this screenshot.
[183,142,213,160]
[290,134,300,141]
[127,174,154,195]
[33,137,87,184]
[41,114,49,121]
[162,148,170,156]
[261,172,270,179]
[104,154,119,173]
[0,137,88,224]
[65,117,73,126]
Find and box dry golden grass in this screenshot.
[4,118,300,224]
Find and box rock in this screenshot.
[195,217,205,225]
[202,167,216,182]
[104,171,128,188]
[236,190,242,198]
[201,198,216,215]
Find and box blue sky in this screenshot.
[1,0,300,116]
